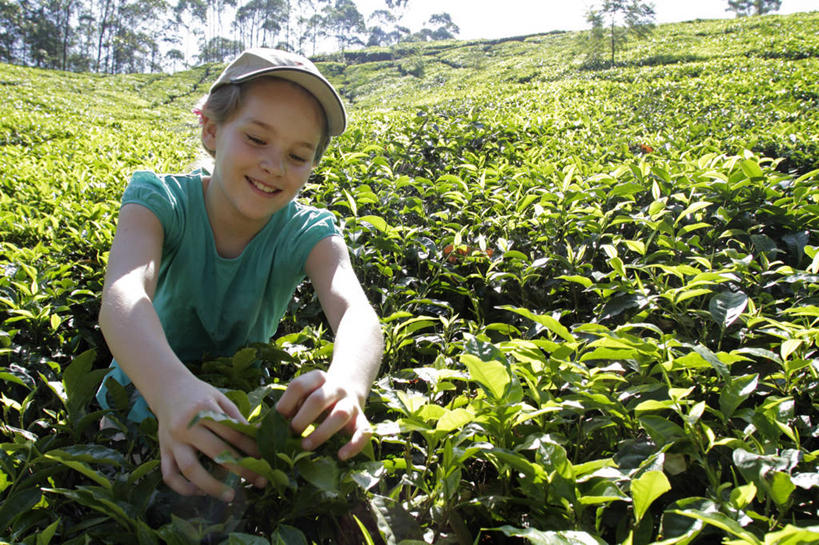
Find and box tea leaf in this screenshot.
[729,482,757,510]
[493,526,607,544]
[258,409,294,466]
[498,306,574,342]
[461,354,509,401]
[719,373,758,418]
[226,533,270,545]
[668,509,762,545]
[631,470,671,523]
[36,519,60,545]
[188,411,258,438]
[43,453,113,489]
[296,456,340,494]
[708,290,748,330]
[761,525,819,545]
[0,488,41,533]
[436,408,474,432]
[63,349,108,418]
[352,514,376,545]
[768,471,796,506]
[271,525,308,545]
[369,494,424,544]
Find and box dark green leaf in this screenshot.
[368,494,424,545]
[708,290,748,329]
[63,349,108,418]
[639,415,685,444]
[719,373,758,418]
[271,525,307,545]
[296,456,339,494]
[692,344,730,379]
[226,533,270,545]
[0,488,41,533]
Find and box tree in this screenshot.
[302,11,326,55]
[175,0,237,57]
[165,47,185,71]
[197,35,242,63]
[585,0,655,66]
[22,1,63,68]
[322,0,364,59]
[288,0,329,54]
[726,0,781,17]
[422,12,458,40]
[366,8,408,46]
[233,0,286,48]
[0,0,23,62]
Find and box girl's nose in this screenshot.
[260,151,285,176]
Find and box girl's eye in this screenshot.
[246,134,265,145]
[290,154,308,164]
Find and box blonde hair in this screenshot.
[197,77,331,165]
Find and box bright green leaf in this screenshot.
[461,354,510,401]
[631,470,671,523]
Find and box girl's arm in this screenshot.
[276,235,383,460]
[99,204,265,501]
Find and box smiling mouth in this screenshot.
[246,176,281,195]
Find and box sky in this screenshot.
[353,0,819,41]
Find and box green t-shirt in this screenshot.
[96,170,341,421]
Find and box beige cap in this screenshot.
[209,48,347,136]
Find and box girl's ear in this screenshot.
[201,115,218,153]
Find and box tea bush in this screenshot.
[2,11,818,545]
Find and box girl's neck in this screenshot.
[201,176,266,259]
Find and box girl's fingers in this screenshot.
[301,396,357,450]
[210,392,263,459]
[338,413,373,461]
[217,393,251,425]
[191,424,267,489]
[203,419,262,458]
[276,370,326,419]
[160,444,201,496]
[165,443,233,500]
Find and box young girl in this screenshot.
[95,48,383,503]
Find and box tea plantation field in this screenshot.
[2,10,819,545]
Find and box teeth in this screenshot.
[248,177,277,194]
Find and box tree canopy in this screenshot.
[726,0,782,17]
[0,0,458,73]
[584,0,656,66]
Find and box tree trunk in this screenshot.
[61,1,74,71]
[96,0,112,72]
[610,19,615,65]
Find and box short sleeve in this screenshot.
[283,205,342,276]
[121,171,186,250]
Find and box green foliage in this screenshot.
[3,10,819,545]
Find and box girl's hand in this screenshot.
[154,376,267,501]
[275,369,372,461]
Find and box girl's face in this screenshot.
[202,78,324,232]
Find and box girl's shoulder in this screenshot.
[125,170,205,207]
[285,201,338,230]
[122,170,206,249]
[129,169,204,191]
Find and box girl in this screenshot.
[96,48,383,503]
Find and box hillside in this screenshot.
[1,11,819,545]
